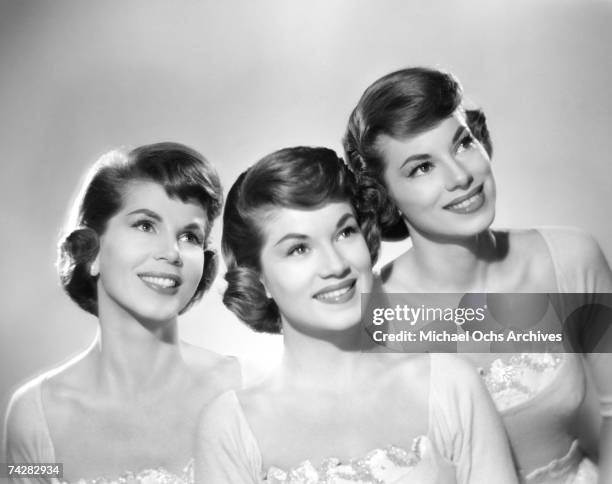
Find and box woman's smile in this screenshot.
[443,184,485,213]
[138,272,183,294]
[312,278,357,304]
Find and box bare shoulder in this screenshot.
[10,350,93,410]
[511,227,610,288]
[502,228,551,262]
[4,355,85,455]
[4,377,43,459]
[379,250,417,292]
[196,389,240,437]
[374,353,432,396]
[234,373,276,411]
[494,228,556,290]
[181,342,242,390]
[537,226,607,260]
[508,226,606,260]
[429,353,483,388]
[5,377,44,433]
[383,352,431,376]
[505,227,544,248]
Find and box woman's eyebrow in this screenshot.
[274,233,308,247]
[452,126,468,146]
[183,221,205,232]
[336,213,356,228]
[126,208,162,221]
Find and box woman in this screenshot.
[195,146,518,483]
[343,67,612,483]
[4,142,241,483]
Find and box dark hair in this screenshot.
[222,146,380,334]
[343,67,493,240]
[58,142,223,316]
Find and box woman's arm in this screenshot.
[589,352,612,484]
[431,354,519,484]
[562,230,612,484]
[194,392,261,484]
[572,231,612,484]
[4,381,54,484]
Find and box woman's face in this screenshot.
[94,180,207,323]
[378,112,496,240]
[258,201,373,334]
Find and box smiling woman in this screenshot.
[257,201,372,337]
[195,146,518,484]
[344,66,612,484]
[94,181,208,325]
[4,143,240,483]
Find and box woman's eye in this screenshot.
[408,161,434,177]
[180,232,204,246]
[338,225,358,240]
[133,220,155,233]
[287,244,309,256]
[456,134,476,153]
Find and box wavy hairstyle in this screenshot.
[222,146,380,334]
[343,67,493,240]
[58,142,223,316]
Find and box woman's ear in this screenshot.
[259,274,272,299]
[89,254,100,278]
[201,248,219,293]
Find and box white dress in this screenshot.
[196,354,518,484]
[477,228,612,483]
[3,376,194,484]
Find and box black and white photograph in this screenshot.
[1,1,612,483]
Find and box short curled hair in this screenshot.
[58,142,223,316]
[344,67,493,240]
[222,146,380,334]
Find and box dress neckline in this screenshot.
[33,376,194,484]
[228,354,438,480]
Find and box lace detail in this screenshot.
[479,353,564,412]
[264,437,425,484]
[63,459,194,484]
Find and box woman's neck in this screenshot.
[405,229,499,291]
[278,324,373,393]
[90,300,184,397]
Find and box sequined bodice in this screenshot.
[480,353,595,483]
[264,436,455,484]
[480,353,564,412]
[62,460,194,484]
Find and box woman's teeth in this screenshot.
[140,276,177,288]
[449,194,478,209]
[315,283,354,302]
[445,189,484,212]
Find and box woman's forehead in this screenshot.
[259,202,356,241]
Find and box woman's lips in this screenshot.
[443,184,485,214]
[313,279,357,304]
[138,272,182,295]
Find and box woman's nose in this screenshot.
[320,245,350,279]
[445,158,474,191]
[155,237,183,267]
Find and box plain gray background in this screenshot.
[2,0,612,445]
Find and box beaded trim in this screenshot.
[265,437,424,483]
[479,353,563,411]
[63,459,193,484]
